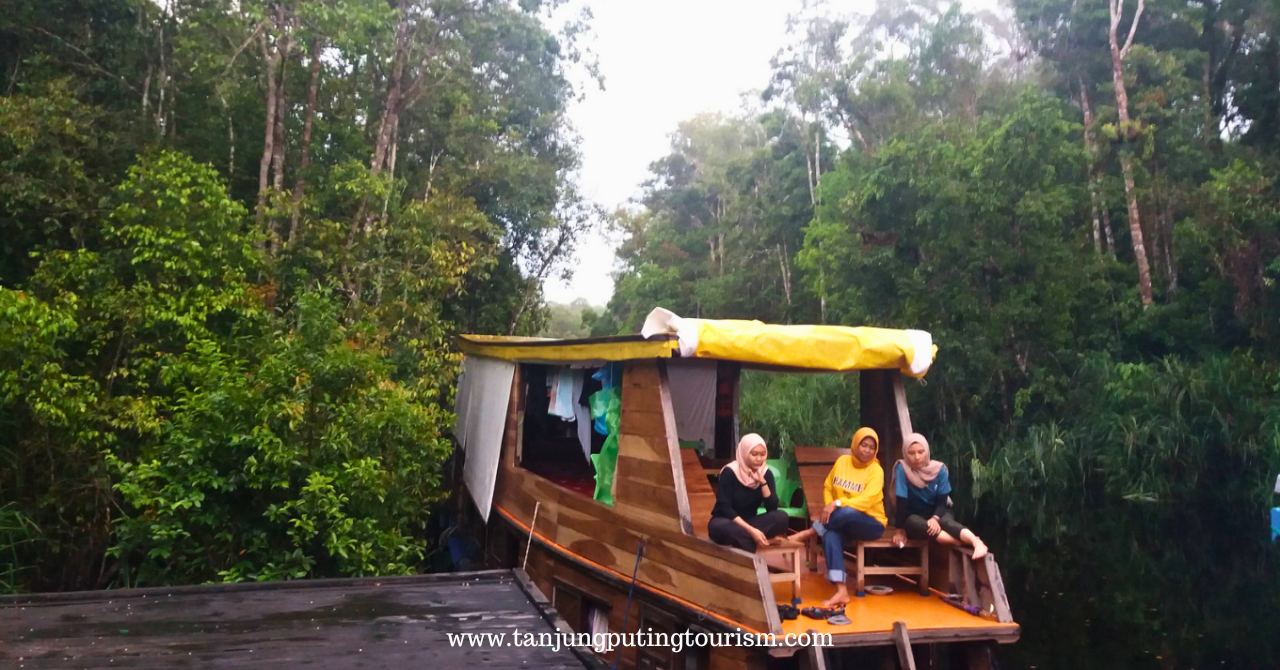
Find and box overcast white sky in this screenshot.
[541,0,805,306]
[541,0,1003,307]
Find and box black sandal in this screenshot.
[777,604,800,620]
[801,605,845,620]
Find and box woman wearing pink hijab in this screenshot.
[707,434,791,552]
[892,433,988,559]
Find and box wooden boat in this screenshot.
[455,311,1018,670]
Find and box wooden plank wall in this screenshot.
[491,359,777,638]
[615,360,684,530]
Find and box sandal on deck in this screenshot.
[777,604,799,620]
[800,605,845,620]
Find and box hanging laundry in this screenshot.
[547,366,576,420]
[590,364,620,435]
[572,370,592,462]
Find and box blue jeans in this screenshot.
[812,507,885,583]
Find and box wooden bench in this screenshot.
[793,446,929,597]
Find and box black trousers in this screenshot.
[903,510,967,541]
[707,510,791,552]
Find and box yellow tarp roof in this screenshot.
[457,334,679,363]
[459,309,936,376]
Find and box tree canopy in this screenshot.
[1,0,591,589]
[599,1,1280,666]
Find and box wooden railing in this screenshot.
[948,546,1013,624]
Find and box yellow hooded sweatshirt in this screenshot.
[823,427,887,525]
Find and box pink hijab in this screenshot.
[898,432,945,488]
[721,433,769,489]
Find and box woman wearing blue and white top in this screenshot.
[891,433,988,559]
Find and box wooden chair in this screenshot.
[793,446,929,597]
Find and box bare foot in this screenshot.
[971,539,988,560]
[822,586,850,608]
[790,528,816,543]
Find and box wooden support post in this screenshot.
[806,630,829,670]
[855,542,866,597]
[961,551,980,607]
[918,542,930,596]
[892,621,917,670]
[982,554,1014,623]
[949,548,964,595]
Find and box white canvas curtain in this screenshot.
[666,359,717,454]
[455,355,517,522]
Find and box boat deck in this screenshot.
[772,569,1019,647]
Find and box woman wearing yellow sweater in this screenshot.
[792,427,887,606]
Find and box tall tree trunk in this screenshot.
[269,32,291,256]
[813,128,821,206]
[1102,205,1116,259]
[370,19,410,178]
[1109,0,1152,306]
[1078,77,1103,256]
[219,92,235,178]
[351,18,409,251]
[776,241,792,320]
[289,37,323,247]
[256,33,280,231]
[1161,200,1178,296]
[1087,178,1104,255]
[848,119,870,154]
[154,21,167,137]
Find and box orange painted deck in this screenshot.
[771,570,1019,647]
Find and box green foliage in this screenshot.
[953,353,1280,668]
[0,502,38,594]
[0,80,114,285]
[107,290,452,585]
[1,0,588,592]
[1,151,456,589]
[738,372,860,459]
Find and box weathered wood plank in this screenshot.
[961,553,981,608]
[619,409,670,441]
[622,361,661,387]
[893,622,918,670]
[504,507,769,633]
[805,633,829,670]
[621,386,665,413]
[982,554,1013,624]
[617,433,666,463]
[553,510,761,596]
[753,556,784,636]
[493,411,774,637]
[615,477,681,517]
[615,455,677,487]
[658,360,695,536]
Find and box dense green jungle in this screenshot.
[2,1,1279,669]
